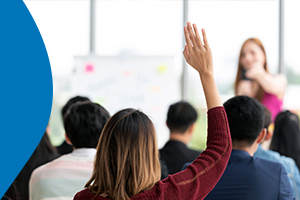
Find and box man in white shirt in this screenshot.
[29,101,110,200]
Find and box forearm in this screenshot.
[200,73,223,110]
[255,72,286,96]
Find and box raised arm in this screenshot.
[156,22,232,200]
[183,23,222,110]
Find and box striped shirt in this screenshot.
[29,148,96,200]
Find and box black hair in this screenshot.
[61,96,91,118]
[270,110,300,170]
[263,106,272,132]
[166,101,198,134]
[223,95,264,146]
[2,181,21,200]
[63,102,110,149]
[13,131,58,200]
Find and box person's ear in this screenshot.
[188,123,195,134]
[264,130,273,141]
[257,128,267,144]
[46,125,51,136]
[65,133,73,146]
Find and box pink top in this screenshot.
[261,92,283,122]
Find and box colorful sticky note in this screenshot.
[85,64,94,73]
[157,65,167,74]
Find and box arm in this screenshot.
[279,165,295,200]
[246,66,287,99]
[182,23,222,109]
[157,22,232,200]
[290,160,300,199]
[236,80,257,97]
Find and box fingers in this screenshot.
[184,26,192,53]
[187,22,197,48]
[193,24,203,49]
[202,29,210,49]
[183,45,190,63]
[184,22,209,51]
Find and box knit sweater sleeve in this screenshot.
[156,106,232,200]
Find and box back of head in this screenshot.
[223,96,264,147]
[86,108,161,200]
[63,102,110,149]
[61,96,91,118]
[167,101,198,133]
[270,110,300,169]
[263,106,272,132]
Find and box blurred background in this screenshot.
[24,0,300,151]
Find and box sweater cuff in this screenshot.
[207,106,224,115]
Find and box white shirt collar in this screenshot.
[70,148,97,158]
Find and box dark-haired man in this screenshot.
[29,102,110,200]
[160,101,201,175]
[56,96,91,155]
[183,96,294,199]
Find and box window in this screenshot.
[187,1,279,150]
[283,0,300,111]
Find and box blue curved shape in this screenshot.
[0,0,53,197]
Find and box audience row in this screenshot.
[3,22,300,200]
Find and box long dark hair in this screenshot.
[270,110,300,170]
[85,108,161,200]
[14,131,58,200]
[2,181,21,200]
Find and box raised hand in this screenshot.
[183,22,213,77]
[183,22,222,110]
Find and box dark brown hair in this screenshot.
[85,108,161,200]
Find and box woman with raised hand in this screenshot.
[234,38,287,121]
[74,22,232,200]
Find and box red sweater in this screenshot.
[74,106,232,200]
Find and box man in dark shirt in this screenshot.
[160,101,201,175]
[183,96,294,200]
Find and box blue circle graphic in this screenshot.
[0,0,53,197]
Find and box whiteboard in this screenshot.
[71,55,181,148]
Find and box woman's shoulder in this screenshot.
[74,189,105,200]
[74,189,89,199]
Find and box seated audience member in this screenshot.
[159,157,169,180]
[56,96,91,155]
[254,107,300,199]
[29,102,110,200]
[270,110,300,171]
[74,22,232,200]
[13,126,58,200]
[160,101,201,175]
[2,181,21,200]
[183,96,294,199]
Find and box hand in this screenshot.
[183,22,213,76]
[236,80,253,96]
[245,62,265,80]
[183,22,222,110]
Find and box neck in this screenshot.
[232,143,258,157]
[169,132,190,145]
